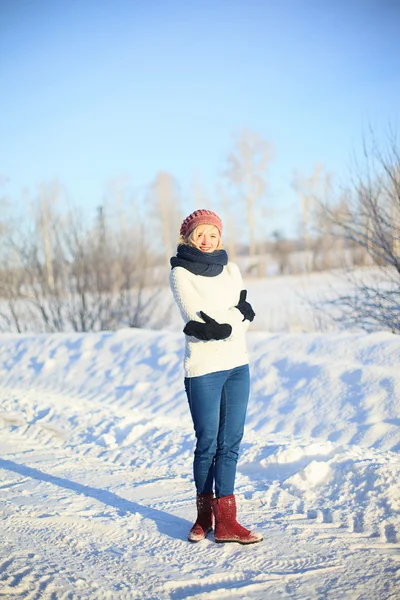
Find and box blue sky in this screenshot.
[1,0,399,237]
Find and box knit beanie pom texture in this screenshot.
[180,209,223,238]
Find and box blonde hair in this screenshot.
[179,224,223,250]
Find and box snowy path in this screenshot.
[1,422,398,600]
[1,331,400,598]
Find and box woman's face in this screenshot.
[190,224,220,252]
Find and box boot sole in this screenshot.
[215,537,263,545]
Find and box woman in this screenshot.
[170,209,263,545]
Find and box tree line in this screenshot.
[1,130,399,333]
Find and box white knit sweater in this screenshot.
[170,263,249,378]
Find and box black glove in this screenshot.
[235,290,255,322]
[183,311,232,341]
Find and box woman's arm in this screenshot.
[170,266,245,330]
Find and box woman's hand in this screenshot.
[183,311,232,340]
[235,290,255,322]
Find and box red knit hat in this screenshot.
[180,209,223,238]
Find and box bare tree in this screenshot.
[0,188,172,333]
[292,164,335,272]
[310,134,400,333]
[147,171,182,266]
[216,183,237,261]
[0,176,11,263]
[270,230,291,275]
[223,130,274,276]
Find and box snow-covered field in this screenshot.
[1,323,399,599]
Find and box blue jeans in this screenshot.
[184,364,250,498]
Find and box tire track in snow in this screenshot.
[1,382,400,598]
[1,453,399,600]
[2,393,399,554]
[1,520,161,599]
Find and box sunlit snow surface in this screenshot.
[0,327,399,599]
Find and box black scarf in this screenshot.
[170,244,228,277]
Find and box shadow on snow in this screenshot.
[0,458,190,541]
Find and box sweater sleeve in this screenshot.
[170,266,245,330]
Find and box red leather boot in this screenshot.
[188,493,214,542]
[213,495,263,544]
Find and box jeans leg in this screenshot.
[185,371,226,495]
[214,364,250,498]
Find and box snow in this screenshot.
[1,314,400,597]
